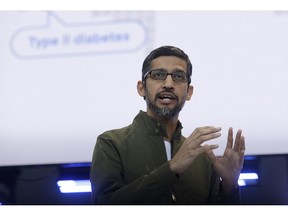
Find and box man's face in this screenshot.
[139,56,193,120]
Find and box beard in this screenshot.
[145,89,186,119]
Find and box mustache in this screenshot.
[155,89,178,101]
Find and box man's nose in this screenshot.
[162,74,174,88]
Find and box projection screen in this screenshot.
[1,11,288,166]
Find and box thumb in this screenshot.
[206,148,217,162]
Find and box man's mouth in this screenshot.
[157,92,177,104]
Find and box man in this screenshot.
[90,45,246,204]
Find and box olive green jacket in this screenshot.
[90,110,240,204]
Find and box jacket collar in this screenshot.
[133,110,183,140]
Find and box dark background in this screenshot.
[0,154,288,205]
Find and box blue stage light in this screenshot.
[57,172,259,193]
[57,180,91,193]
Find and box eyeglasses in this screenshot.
[144,69,189,83]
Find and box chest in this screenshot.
[120,136,179,183]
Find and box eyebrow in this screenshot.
[150,68,186,73]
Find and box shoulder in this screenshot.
[98,124,133,141]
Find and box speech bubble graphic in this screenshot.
[10,12,148,59]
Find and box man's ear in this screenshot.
[137,81,145,97]
[186,85,194,101]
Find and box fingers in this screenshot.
[239,145,245,167]
[233,129,241,151]
[193,126,221,136]
[189,126,221,147]
[193,144,219,157]
[226,127,233,149]
[240,135,246,152]
[227,127,245,153]
[203,144,219,152]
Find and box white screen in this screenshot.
[1,11,288,166]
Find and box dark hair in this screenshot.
[141,45,192,84]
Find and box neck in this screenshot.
[165,121,178,141]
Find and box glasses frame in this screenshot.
[143,69,189,83]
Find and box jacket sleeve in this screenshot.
[208,170,241,204]
[89,134,179,204]
[218,181,241,204]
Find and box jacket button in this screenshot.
[155,123,161,133]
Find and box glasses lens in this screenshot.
[172,71,187,82]
[150,70,167,80]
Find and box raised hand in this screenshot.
[206,127,246,194]
[169,126,221,174]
